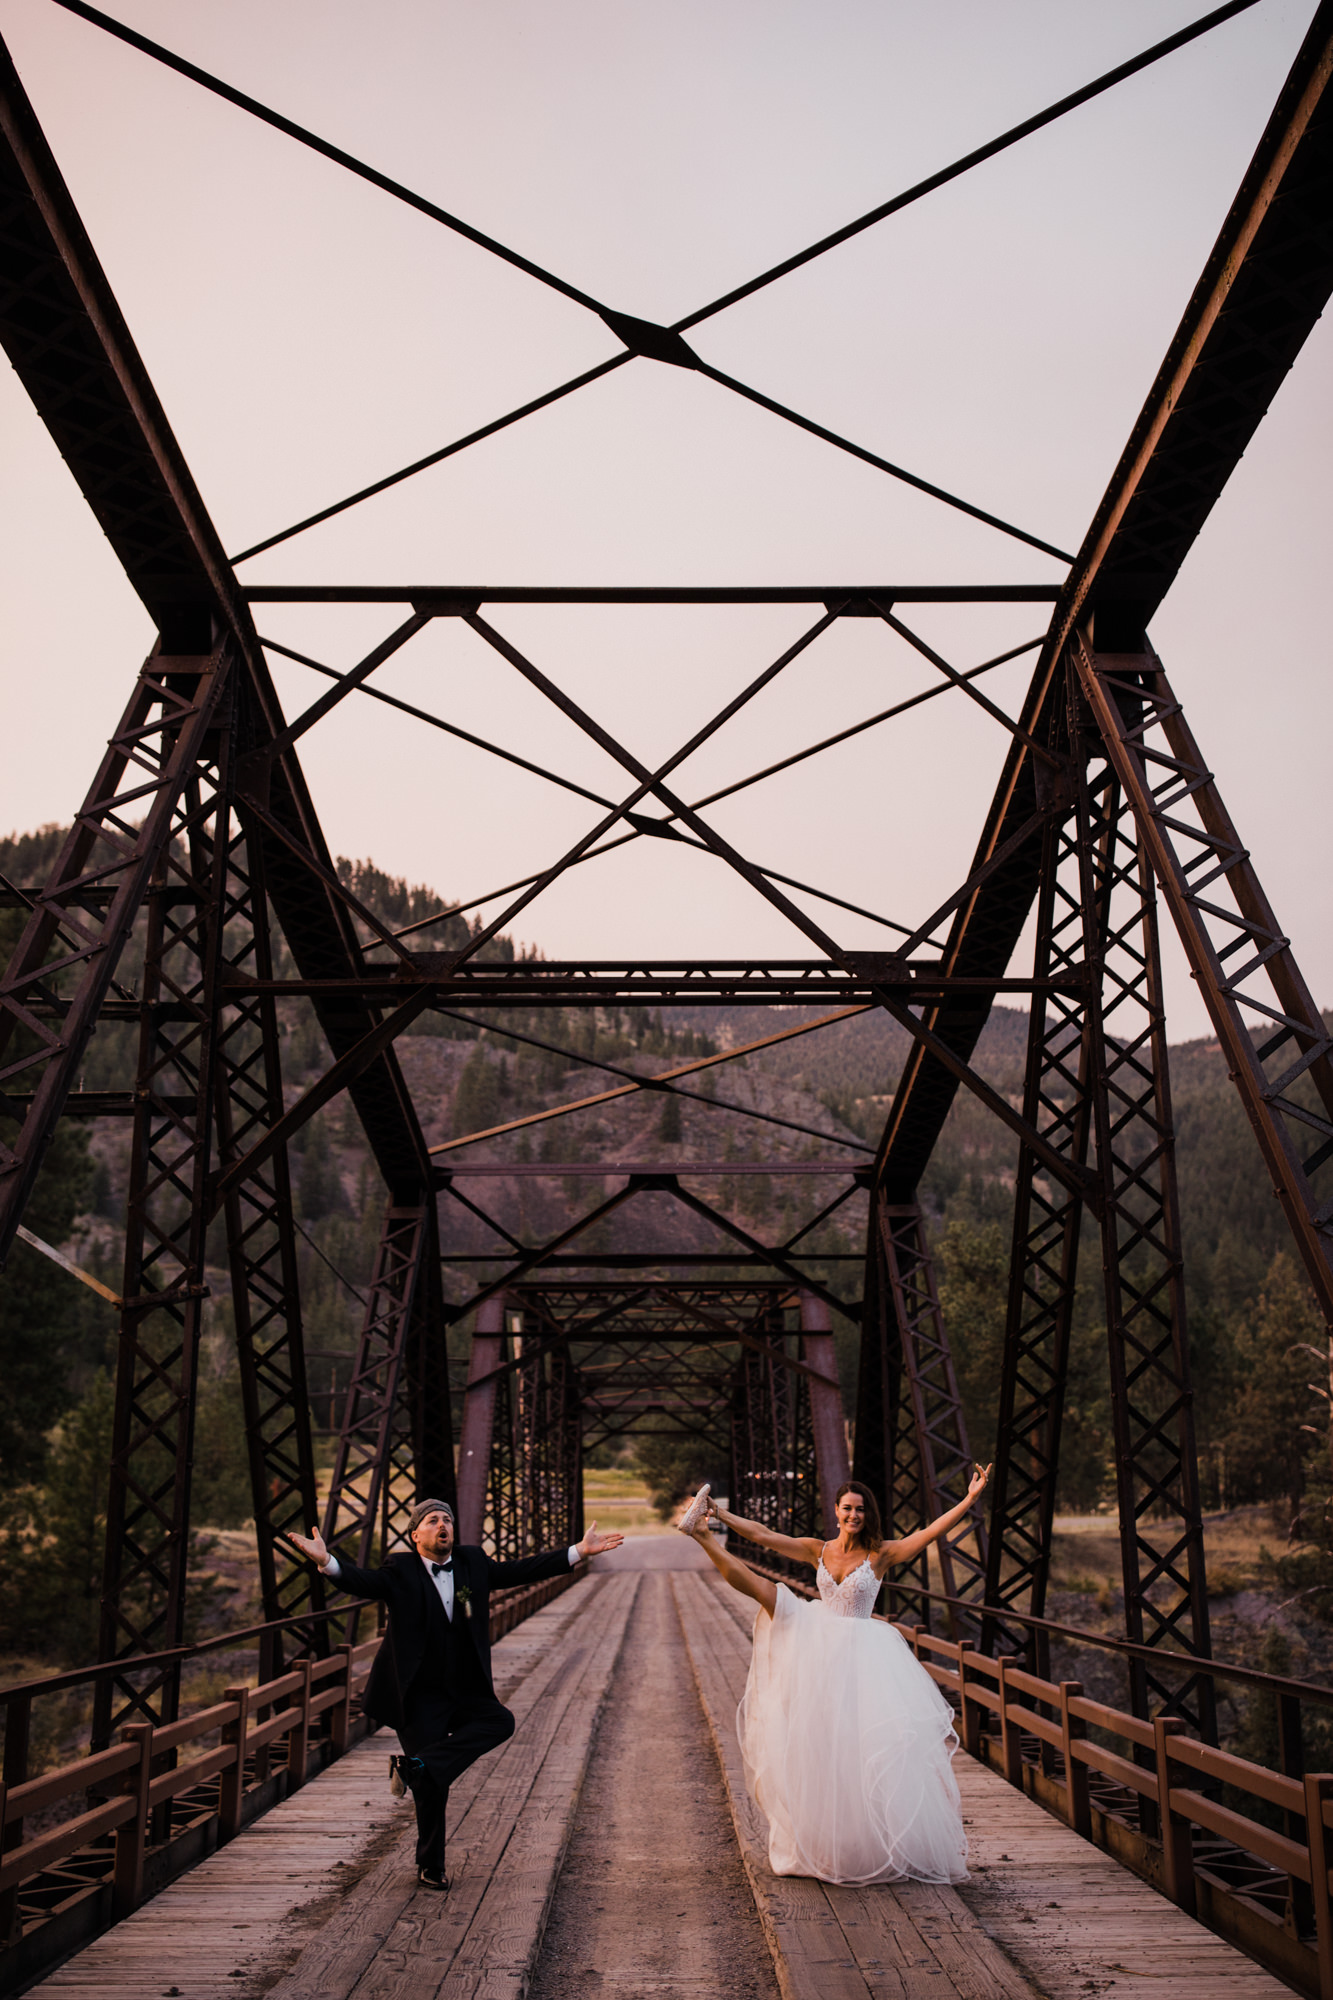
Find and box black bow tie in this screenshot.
[431,1561,452,1576]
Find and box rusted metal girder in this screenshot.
[244,584,1064,606]
[90,661,236,1744]
[213,964,1075,1006]
[858,2,1333,1679]
[1074,639,1333,1322]
[877,0,1333,1204]
[481,1298,584,1562]
[864,1201,987,1637]
[0,650,229,1257]
[0,26,429,1212]
[0,32,443,1721]
[316,1192,446,1584]
[985,661,1213,1731]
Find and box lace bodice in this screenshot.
[816,1553,881,1620]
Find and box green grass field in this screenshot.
[582,1465,672,1535]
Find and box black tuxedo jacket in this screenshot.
[327,1542,572,1728]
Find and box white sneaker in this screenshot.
[676,1484,711,1533]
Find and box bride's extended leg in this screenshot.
[682,1524,777,1617]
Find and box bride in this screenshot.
[677,1467,990,1886]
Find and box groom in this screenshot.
[288,1500,623,1889]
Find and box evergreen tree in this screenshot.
[0,884,101,1477]
[0,1370,112,1662]
[1217,1251,1323,1516]
[452,1044,501,1137]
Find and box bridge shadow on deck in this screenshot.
[28,1538,1293,2000]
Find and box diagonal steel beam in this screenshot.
[694,362,1072,562]
[65,0,1257,563]
[431,1007,876,1154]
[430,1004,872,1154]
[877,1,1333,1197]
[463,615,1095,1197]
[207,986,435,1214]
[261,611,431,758]
[675,0,1264,333]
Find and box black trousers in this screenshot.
[398,1684,515,1875]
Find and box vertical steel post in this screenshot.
[876,1200,987,1637]
[456,1296,506,1545]
[93,659,238,1744]
[799,1290,851,1536]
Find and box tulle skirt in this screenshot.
[737,1584,968,1885]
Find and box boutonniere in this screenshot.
[455,1584,473,1619]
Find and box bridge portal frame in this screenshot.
[0,4,1330,1760]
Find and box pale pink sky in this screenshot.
[1,0,1328,1039]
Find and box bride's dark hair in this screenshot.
[834,1480,883,1551]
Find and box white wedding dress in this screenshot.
[737,1554,968,1885]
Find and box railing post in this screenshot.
[957,1643,981,1758]
[287,1660,313,1792]
[1154,1716,1196,1917]
[1279,1690,1313,1933]
[330,1646,356,1758]
[218,1686,250,1842]
[113,1722,154,1920]
[0,1783,10,1949]
[1304,1773,1333,2000]
[1060,1681,1091,1839]
[0,1689,31,1946]
[996,1656,1023,1786]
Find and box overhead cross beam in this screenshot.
[55,0,1256,564]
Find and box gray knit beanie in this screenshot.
[408,1497,454,1537]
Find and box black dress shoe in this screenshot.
[417,1867,450,1891]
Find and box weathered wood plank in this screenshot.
[955,1754,1294,1998]
[29,1575,613,1998]
[672,1571,873,2000]
[270,1576,636,2000]
[349,1573,639,2000]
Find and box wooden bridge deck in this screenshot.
[28,1541,1295,2000]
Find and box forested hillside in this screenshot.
[3,825,1331,1684]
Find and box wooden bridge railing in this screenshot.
[0,1567,581,1995]
[752,1559,1333,2000]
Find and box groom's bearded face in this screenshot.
[412,1510,455,1560]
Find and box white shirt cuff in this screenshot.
[568,1544,582,1566]
[321,1552,341,1579]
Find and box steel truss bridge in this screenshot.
[2,0,1332,1799]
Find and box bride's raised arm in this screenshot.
[709,1499,822,1568]
[880,1462,991,1570]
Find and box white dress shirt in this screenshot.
[321,1545,583,1620]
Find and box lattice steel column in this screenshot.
[727,1296,835,1579]
[0,648,230,1252]
[456,1296,505,1544]
[321,1204,427,1584]
[1072,647,1213,1727]
[984,697,1091,1659]
[486,1302,583,1560]
[1076,636,1333,1319]
[799,1290,851,1535]
[91,656,238,1742]
[215,705,323,1639]
[874,1201,986,1636]
[405,1203,456,1512]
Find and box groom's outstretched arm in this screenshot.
[285,1524,394,1599]
[484,1519,624,1589]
